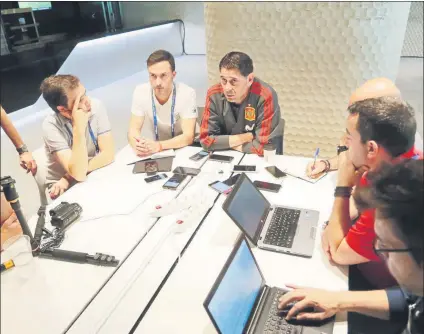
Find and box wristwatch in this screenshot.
[334,186,352,198]
[16,144,28,155]
[337,145,348,155]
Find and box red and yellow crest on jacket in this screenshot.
[244,105,255,122]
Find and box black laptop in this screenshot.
[204,235,334,334]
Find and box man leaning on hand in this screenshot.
[41,74,115,199]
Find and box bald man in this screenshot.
[306,77,422,177]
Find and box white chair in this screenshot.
[32,146,50,206]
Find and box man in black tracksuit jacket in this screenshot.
[200,52,282,156]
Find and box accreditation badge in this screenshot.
[244,105,255,122]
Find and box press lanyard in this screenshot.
[65,122,99,154]
[151,83,176,141]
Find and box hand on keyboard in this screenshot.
[278,284,340,321]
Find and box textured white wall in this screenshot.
[402,1,423,57]
[120,2,206,54]
[204,2,411,158]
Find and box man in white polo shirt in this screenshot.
[128,50,198,156]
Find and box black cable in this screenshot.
[179,20,206,57]
[39,227,65,252]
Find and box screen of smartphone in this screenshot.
[209,181,232,194]
[190,151,209,161]
[173,167,201,176]
[209,154,234,162]
[253,180,281,192]
[224,174,241,186]
[145,173,167,183]
[233,165,256,172]
[265,166,287,178]
[163,174,187,189]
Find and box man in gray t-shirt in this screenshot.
[40,75,115,199]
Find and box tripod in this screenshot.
[1,176,119,267]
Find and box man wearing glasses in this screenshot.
[321,97,422,288]
[278,159,423,334]
[200,51,282,155]
[128,50,198,157]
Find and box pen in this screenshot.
[312,148,320,170]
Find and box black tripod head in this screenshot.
[1,175,34,244]
[1,176,18,202]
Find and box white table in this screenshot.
[0,145,210,334]
[135,154,349,333]
[67,150,245,334]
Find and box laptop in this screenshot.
[204,236,334,334]
[222,173,319,258]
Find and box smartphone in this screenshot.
[223,174,241,186]
[209,154,234,163]
[253,180,282,193]
[173,166,201,176]
[208,181,233,195]
[163,174,187,190]
[265,166,287,178]
[233,165,256,173]
[145,173,167,183]
[189,150,209,161]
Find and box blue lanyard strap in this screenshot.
[65,122,99,154]
[151,83,176,141]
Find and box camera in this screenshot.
[49,201,82,230]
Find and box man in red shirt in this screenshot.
[322,96,422,287]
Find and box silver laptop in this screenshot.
[204,236,334,334]
[222,173,319,258]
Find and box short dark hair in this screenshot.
[40,75,80,113]
[354,159,423,265]
[219,51,254,77]
[147,50,175,72]
[347,97,416,157]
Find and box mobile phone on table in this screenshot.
[145,173,167,183]
[265,166,287,178]
[172,166,201,176]
[189,150,209,161]
[209,154,234,163]
[163,174,187,190]
[223,174,241,186]
[253,180,282,193]
[232,165,256,173]
[208,181,233,195]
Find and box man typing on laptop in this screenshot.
[278,159,423,334]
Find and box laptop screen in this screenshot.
[205,238,264,334]
[223,174,270,242]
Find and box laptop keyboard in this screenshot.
[263,289,297,334]
[263,207,300,248]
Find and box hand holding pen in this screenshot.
[311,148,320,171]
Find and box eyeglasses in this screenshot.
[372,238,414,259]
